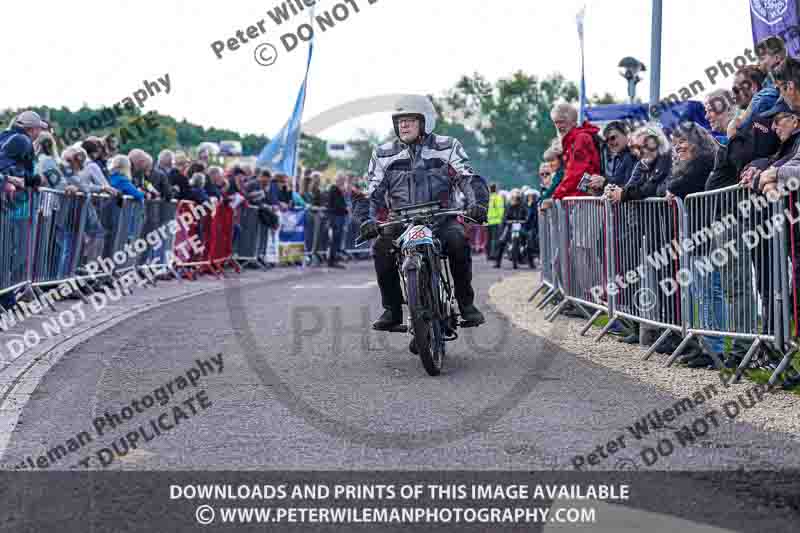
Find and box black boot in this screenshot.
[372,308,403,331]
[460,303,485,325]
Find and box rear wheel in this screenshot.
[405,263,443,376]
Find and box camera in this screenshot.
[577,173,592,193]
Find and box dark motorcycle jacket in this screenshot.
[501,203,527,225]
[353,133,489,224]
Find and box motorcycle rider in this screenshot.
[493,189,529,268]
[355,95,490,331]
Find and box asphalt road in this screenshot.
[1,260,799,531]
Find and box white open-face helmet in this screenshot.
[392,95,437,139]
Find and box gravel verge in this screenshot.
[489,271,800,438]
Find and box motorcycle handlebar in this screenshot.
[378,209,468,228]
[354,210,477,247]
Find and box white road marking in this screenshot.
[292,281,378,290]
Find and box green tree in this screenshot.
[590,92,621,105]
[332,129,390,175]
[1,105,271,158]
[299,133,332,171]
[435,71,578,189]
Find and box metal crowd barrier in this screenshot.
[773,188,800,385]
[304,206,329,265]
[342,214,370,259]
[535,186,797,385]
[112,197,147,275]
[140,200,180,279]
[0,189,38,301]
[0,188,243,312]
[551,197,610,332]
[531,204,562,311]
[674,185,784,379]
[528,211,554,303]
[601,197,687,361]
[31,189,87,295]
[232,205,272,269]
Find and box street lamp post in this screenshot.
[650,0,663,115]
[618,57,647,104]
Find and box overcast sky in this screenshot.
[2,0,755,143]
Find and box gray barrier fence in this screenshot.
[535,186,795,386]
[0,188,244,313]
[0,189,38,299]
[530,207,560,310]
[232,206,272,269]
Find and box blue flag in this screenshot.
[257,42,314,175]
[749,0,800,58]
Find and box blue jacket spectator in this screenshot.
[186,172,210,204]
[108,155,145,202]
[733,65,779,135]
[0,110,48,188]
[759,95,791,119]
[599,121,638,187]
[703,89,736,146]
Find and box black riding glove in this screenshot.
[359,219,379,241]
[466,204,488,224]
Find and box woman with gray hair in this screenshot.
[62,145,118,196]
[108,155,144,202]
[607,123,672,203]
[61,145,109,266]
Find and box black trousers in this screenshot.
[494,227,529,265]
[328,214,346,265]
[372,218,475,313]
[487,224,500,260]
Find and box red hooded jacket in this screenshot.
[552,121,601,200]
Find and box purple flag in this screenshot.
[749,0,800,58]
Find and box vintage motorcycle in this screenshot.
[499,218,535,269]
[357,201,480,376]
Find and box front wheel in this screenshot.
[405,265,443,376]
[511,239,520,269]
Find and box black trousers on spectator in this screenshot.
[487,224,500,260]
[328,214,346,265]
[373,217,474,313]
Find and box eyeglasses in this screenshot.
[640,143,659,153]
[397,117,418,127]
[606,134,620,143]
[630,140,659,154]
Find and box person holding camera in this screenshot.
[548,103,601,203]
[588,121,637,194]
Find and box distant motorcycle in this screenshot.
[499,219,535,269]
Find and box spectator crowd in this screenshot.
[522,35,799,386]
[2,34,799,386]
[0,111,371,309]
